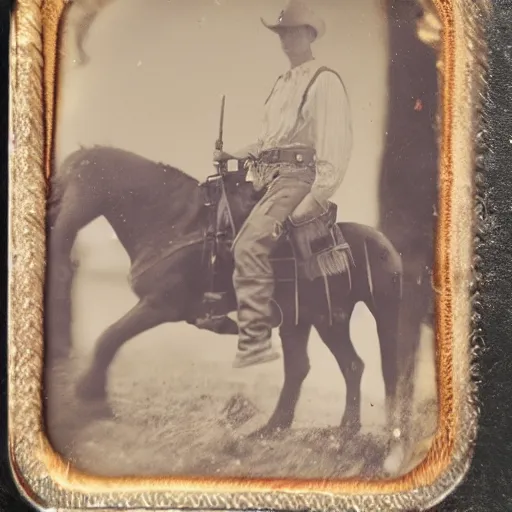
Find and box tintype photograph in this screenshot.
[43,0,441,482]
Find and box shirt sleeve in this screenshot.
[302,71,353,204]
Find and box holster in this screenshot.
[287,201,338,260]
[286,201,353,280]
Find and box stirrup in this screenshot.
[195,291,229,331]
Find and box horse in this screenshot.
[44,145,407,462]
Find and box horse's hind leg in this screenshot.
[315,316,365,437]
[76,298,168,404]
[250,321,312,438]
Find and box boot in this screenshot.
[232,333,280,368]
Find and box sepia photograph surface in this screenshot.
[44,0,440,481]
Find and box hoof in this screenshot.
[356,435,407,479]
[81,400,116,422]
[75,379,114,420]
[340,420,362,440]
[75,374,107,403]
[383,442,406,476]
[383,437,411,476]
[359,444,389,478]
[247,424,287,440]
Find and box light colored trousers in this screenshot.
[232,167,315,353]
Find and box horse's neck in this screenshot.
[106,174,207,262]
[167,185,209,235]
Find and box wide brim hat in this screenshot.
[261,0,326,40]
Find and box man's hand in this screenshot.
[290,193,326,223]
[213,149,234,162]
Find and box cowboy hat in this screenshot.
[261,0,326,40]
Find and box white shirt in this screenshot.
[251,59,353,203]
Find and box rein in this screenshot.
[203,168,254,246]
[219,177,238,241]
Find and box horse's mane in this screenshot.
[56,144,199,185]
[46,144,201,218]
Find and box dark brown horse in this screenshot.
[45,145,407,461]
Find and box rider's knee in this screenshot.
[233,215,282,269]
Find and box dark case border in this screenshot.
[1,0,512,510]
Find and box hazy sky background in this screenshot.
[56,0,389,245]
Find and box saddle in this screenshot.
[197,170,354,326]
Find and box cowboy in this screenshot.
[214,0,353,368]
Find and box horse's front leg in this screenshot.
[249,321,312,438]
[75,298,168,406]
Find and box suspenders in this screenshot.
[297,66,348,119]
[264,75,282,105]
[263,65,348,135]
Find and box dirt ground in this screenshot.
[45,226,438,480]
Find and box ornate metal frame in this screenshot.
[8,0,489,510]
